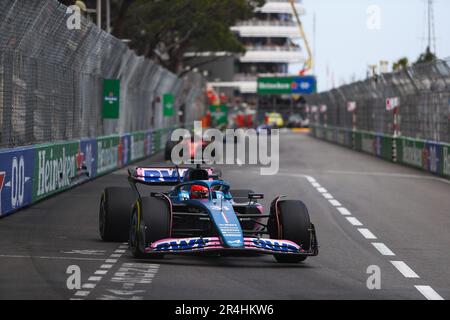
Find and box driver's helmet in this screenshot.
[190,185,209,200]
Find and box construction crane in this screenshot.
[289,0,313,75]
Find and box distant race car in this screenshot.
[266,112,284,128]
[99,165,319,263]
[165,133,212,161]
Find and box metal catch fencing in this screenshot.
[0,0,206,149]
[308,58,450,143]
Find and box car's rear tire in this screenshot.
[130,197,171,259]
[271,200,311,263]
[230,189,255,203]
[99,187,134,242]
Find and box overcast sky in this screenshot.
[291,0,450,92]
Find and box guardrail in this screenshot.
[310,124,450,180]
[0,127,174,218]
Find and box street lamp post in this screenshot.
[96,0,101,29]
[106,0,111,33]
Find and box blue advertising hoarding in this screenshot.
[0,147,36,217]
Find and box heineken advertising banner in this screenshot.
[209,105,228,127]
[102,79,120,119]
[163,93,175,117]
[32,142,80,202]
[257,76,317,95]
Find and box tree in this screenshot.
[415,46,437,65]
[121,0,265,74]
[393,57,409,72]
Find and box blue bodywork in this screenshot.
[167,180,245,248]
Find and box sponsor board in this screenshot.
[120,134,131,167]
[79,139,97,180]
[325,128,334,142]
[131,132,146,162]
[32,142,80,202]
[0,147,35,216]
[360,133,376,155]
[97,136,120,175]
[397,138,441,173]
[442,144,450,177]
[145,131,153,157]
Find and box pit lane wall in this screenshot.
[0,128,171,218]
[310,125,450,180]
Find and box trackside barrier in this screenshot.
[310,124,450,179]
[0,127,173,218]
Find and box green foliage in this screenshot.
[122,0,265,74]
[393,57,409,72]
[415,47,437,66]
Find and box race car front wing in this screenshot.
[145,237,318,257]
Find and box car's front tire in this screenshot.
[99,187,134,242]
[270,200,312,263]
[129,197,171,259]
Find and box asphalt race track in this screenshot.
[0,132,449,300]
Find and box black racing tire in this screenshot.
[129,197,171,259]
[273,200,311,263]
[230,189,255,204]
[99,187,134,242]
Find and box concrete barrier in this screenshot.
[310,124,449,180]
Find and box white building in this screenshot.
[213,0,306,96]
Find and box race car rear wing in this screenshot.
[128,166,220,186]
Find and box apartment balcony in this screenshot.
[239,45,304,63]
[257,0,305,15]
[231,21,300,38]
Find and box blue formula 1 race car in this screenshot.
[99,166,318,263]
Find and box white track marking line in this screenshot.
[329,199,342,207]
[301,175,444,300]
[390,261,420,278]
[322,193,334,199]
[71,244,126,300]
[372,243,395,256]
[88,276,102,282]
[336,207,352,216]
[358,228,377,239]
[317,187,328,193]
[346,217,363,226]
[415,286,445,300]
[74,291,90,297]
[106,259,118,263]
[94,270,108,275]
